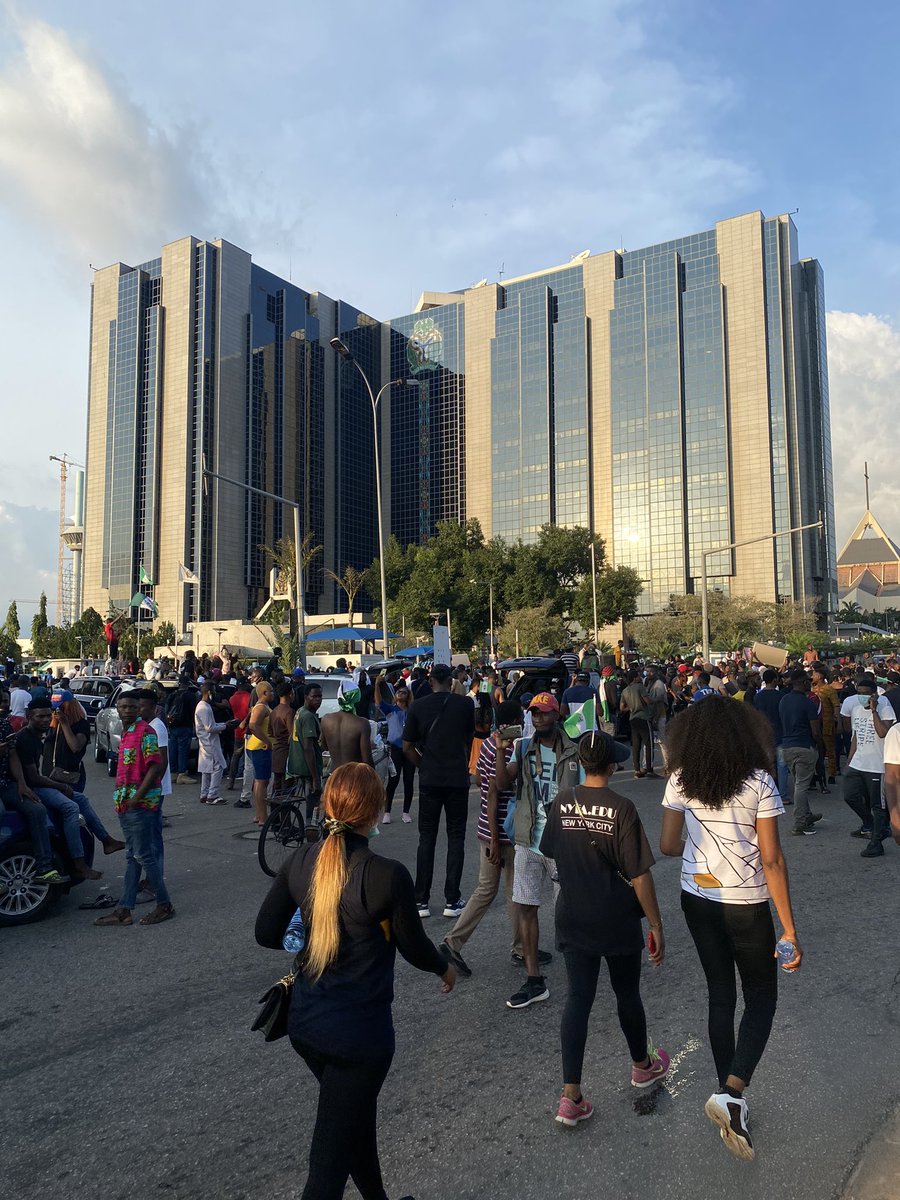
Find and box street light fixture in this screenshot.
[329,336,417,656]
[699,518,825,661]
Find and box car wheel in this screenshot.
[0,844,62,926]
[106,754,117,778]
[94,734,107,763]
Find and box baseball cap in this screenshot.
[291,667,305,678]
[575,669,589,680]
[677,664,688,674]
[529,692,560,713]
[50,689,74,708]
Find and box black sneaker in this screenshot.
[850,827,873,839]
[791,826,817,836]
[511,948,553,966]
[442,898,466,918]
[233,799,251,809]
[807,812,823,824]
[507,977,550,1009]
[439,940,472,977]
[861,842,885,857]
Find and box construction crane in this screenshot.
[49,454,83,625]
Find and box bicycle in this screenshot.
[257,780,322,877]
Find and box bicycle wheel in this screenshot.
[258,800,306,877]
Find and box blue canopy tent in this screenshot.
[396,645,433,658]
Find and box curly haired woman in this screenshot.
[660,697,802,1162]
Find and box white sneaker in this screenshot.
[402,813,412,823]
[704,1092,754,1160]
[443,898,466,918]
[382,812,392,824]
[417,905,430,919]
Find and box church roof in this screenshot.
[837,510,900,568]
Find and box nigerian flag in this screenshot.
[563,698,596,739]
[139,563,154,586]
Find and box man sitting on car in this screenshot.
[0,711,67,885]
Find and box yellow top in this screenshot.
[246,705,271,751]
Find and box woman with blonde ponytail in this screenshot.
[256,762,454,1200]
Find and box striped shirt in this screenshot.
[476,736,514,845]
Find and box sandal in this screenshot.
[94,908,133,926]
[139,904,176,926]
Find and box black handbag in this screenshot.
[251,953,302,1042]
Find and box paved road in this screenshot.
[3,754,899,1200]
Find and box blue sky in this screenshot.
[2,0,899,626]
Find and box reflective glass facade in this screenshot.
[388,305,465,545]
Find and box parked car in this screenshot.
[301,674,349,718]
[0,808,96,926]
[67,675,127,726]
[94,680,181,777]
[497,657,569,707]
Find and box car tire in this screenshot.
[94,735,107,763]
[0,843,62,926]
[107,754,117,778]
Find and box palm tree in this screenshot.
[836,601,863,623]
[259,532,323,634]
[325,565,366,619]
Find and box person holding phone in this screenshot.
[540,731,669,1128]
[839,673,895,855]
[660,697,801,1161]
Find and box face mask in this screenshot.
[368,825,381,839]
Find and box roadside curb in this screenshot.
[841,1103,900,1200]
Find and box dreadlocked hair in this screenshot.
[664,695,776,810]
[304,763,385,983]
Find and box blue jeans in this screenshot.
[119,807,170,910]
[70,791,112,844]
[169,727,192,776]
[34,787,83,860]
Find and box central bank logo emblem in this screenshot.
[407,318,443,375]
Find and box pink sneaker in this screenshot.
[402,813,412,823]
[555,1094,594,1127]
[631,1042,671,1089]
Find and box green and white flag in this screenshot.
[139,563,154,586]
[563,697,596,739]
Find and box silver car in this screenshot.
[93,680,180,777]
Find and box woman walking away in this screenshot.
[540,732,669,1128]
[660,697,802,1161]
[256,763,454,1200]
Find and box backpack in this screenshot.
[167,688,193,725]
[502,736,531,841]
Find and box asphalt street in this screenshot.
[3,752,899,1200]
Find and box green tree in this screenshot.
[501,525,605,617]
[31,592,50,656]
[2,601,20,641]
[0,631,22,664]
[628,613,686,661]
[836,601,863,623]
[260,531,323,634]
[496,601,573,658]
[325,565,367,617]
[571,565,643,631]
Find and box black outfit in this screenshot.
[43,719,90,792]
[540,784,655,1081]
[14,726,44,772]
[255,834,444,1200]
[403,691,475,908]
[681,891,777,1087]
[384,746,415,813]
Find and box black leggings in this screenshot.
[561,950,647,1082]
[384,744,415,812]
[681,892,777,1087]
[630,717,653,773]
[292,1039,393,1200]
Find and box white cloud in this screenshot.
[0,13,211,265]
[826,310,900,548]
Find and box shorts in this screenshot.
[247,748,273,782]
[512,846,556,907]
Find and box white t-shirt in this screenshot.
[9,687,30,718]
[662,769,785,903]
[150,716,172,796]
[882,723,900,766]
[841,695,896,774]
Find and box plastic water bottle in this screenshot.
[282,907,306,954]
[776,938,795,971]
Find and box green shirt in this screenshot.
[288,707,322,780]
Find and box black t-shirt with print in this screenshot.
[540,784,655,956]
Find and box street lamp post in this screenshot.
[589,541,599,642]
[330,337,416,657]
[700,519,825,662]
[201,462,307,668]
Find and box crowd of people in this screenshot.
[5,639,900,1198]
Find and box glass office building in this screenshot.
[82,211,837,631]
[83,237,382,629]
